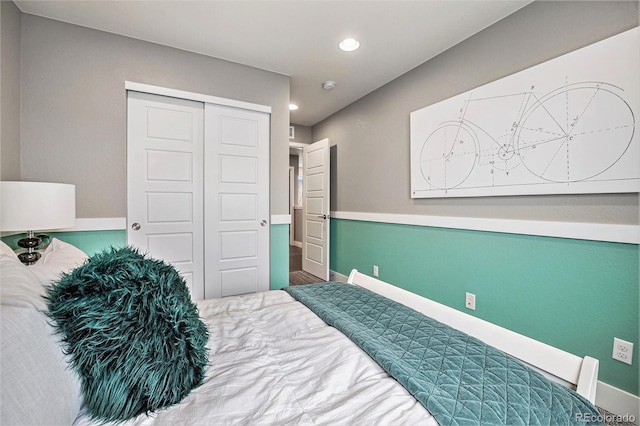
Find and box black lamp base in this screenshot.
[17,251,41,265]
[16,231,43,266]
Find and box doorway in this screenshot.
[289,143,304,278]
[288,139,330,285]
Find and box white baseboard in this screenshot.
[330,270,349,282]
[596,381,640,420]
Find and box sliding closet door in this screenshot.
[127,91,205,300]
[204,104,270,298]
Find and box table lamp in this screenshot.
[1,181,76,265]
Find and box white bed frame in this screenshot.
[346,269,599,403]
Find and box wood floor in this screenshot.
[289,245,302,272]
[289,245,324,285]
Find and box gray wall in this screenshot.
[313,1,639,225]
[290,123,312,144]
[1,0,21,181]
[18,14,290,218]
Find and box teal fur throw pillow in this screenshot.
[45,246,209,423]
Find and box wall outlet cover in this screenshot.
[465,292,476,310]
[612,337,633,365]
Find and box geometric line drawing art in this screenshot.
[411,27,639,199]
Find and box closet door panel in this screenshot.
[127,91,204,300]
[205,104,270,298]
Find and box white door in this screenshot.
[302,138,330,280]
[127,91,204,299]
[204,104,270,298]
[289,167,295,246]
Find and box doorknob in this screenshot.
[260,220,267,227]
[131,223,141,231]
[317,215,330,219]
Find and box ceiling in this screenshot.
[15,0,532,126]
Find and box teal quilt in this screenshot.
[285,283,602,425]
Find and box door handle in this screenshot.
[131,223,141,231]
[260,220,267,227]
[317,215,330,219]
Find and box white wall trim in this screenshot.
[289,142,308,149]
[11,213,637,244]
[596,381,640,420]
[36,216,291,231]
[0,217,127,236]
[331,211,639,244]
[72,217,126,231]
[125,81,271,114]
[271,215,291,225]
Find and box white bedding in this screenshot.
[74,290,437,425]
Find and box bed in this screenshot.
[0,240,602,425]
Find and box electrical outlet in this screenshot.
[612,338,633,365]
[373,265,379,277]
[465,292,476,310]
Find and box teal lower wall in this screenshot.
[2,226,291,291]
[330,218,639,396]
[2,230,126,256]
[270,224,290,290]
[9,221,633,394]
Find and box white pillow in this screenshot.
[0,256,46,310]
[0,256,83,425]
[0,240,19,261]
[29,238,88,285]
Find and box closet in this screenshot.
[127,89,270,299]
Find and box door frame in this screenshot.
[125,82,271,115]
[289,142,306,249]
[289,166,295,246]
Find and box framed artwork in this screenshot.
[410,27,639,198]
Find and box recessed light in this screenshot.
[339,38,360,52]
[289,104,299,111]
[322,80,337,90]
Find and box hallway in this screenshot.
[288,245,324,285]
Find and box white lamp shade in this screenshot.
[1,182,76,232]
